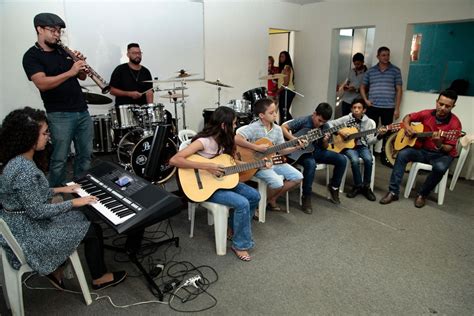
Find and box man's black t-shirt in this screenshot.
[109,63,153,106]
[22,45,87,113]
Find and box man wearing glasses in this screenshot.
[22,12,93,188]
[109,43,153,107]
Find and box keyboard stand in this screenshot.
[104,232,179,301]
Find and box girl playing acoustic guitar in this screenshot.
[170,107,261,262]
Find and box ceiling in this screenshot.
[281,0,323,5]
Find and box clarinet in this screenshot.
[58,42,111,94]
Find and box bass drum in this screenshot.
[382,132,412,171]
[117,128,177,184]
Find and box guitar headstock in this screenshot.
[442,130,463,140]
[271,155,286,165]
[387,122,404,131]
[345,118,358,128]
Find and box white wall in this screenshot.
[0,0,301,132]
[293,0,474,122]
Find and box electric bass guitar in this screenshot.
[285,119,358,163]
[394,123,463,150]
[328,123,403,153]
[178,154,285,202]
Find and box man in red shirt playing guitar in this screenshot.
[380,90,462,208]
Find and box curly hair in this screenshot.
[0,107,48,169]
[193,106,236,156]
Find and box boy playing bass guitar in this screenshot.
[282,103,347,213]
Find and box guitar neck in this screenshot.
[264,138,301,155]
[414,131,435,138]
[347,127,378,140]
[224,159,267,176]
[320,122,356,139]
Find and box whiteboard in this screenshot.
[63,0,204,86]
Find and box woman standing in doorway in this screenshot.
[277,51,295,123]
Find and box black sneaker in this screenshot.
[346,186,361,198]
[327,185,341,204]
[362,185,376,201]
[301,195,313,214]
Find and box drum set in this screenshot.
[91,102,178,184]
[88,72,294,185]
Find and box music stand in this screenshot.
[144,124,171,180]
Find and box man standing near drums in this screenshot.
[109,43,153,106]
[22,13,93,187]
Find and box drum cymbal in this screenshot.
[259,73,285,80]
[83,92,112,104]
[204,80,233,88]
[160,93,189,99]
[161,86,188,91]
[142,79,176,83]
[171,73,198,79]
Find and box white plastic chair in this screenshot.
[450,135,473,191]
[187,202,230,256]
[178,140,231,255]
[404,163,449,205]
[178,129,197,143]
[250,176,289,223]
[0,219,92,316]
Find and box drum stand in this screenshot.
[216,84,222,106]
[281,85,304,121]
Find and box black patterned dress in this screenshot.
[0,155,89,275]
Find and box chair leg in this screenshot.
[437,171,449,205]
[210,206,229,256]
[69,251,92,306]
[2,257,25,316]
[450,147,469,191]
[257,179,267,223]
[188,202,196,238]
[404,166,419,199]
[285,191,290,213]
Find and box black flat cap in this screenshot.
[34,13,66,28]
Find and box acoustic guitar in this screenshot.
[178,154,285,202]
[235,119,357,181]
[328,123,403,153]
[394,123,463,151]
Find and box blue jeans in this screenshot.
[207,183,260,251]
[47,111,93,187]
[389,148,454,196]
[344,146,373,187]
[298,148,347,196]
[255,163,303,189]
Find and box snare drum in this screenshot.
[225,99,252,114]
[109,104,139,129]
[92,115,114,153]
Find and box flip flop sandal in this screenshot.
[267,203,282,212]
[231,247,251,262]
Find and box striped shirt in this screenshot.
[363,63,402,108]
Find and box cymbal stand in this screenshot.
[281,85,304,121]
[179,79,188,129]
[216,81,222,106]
